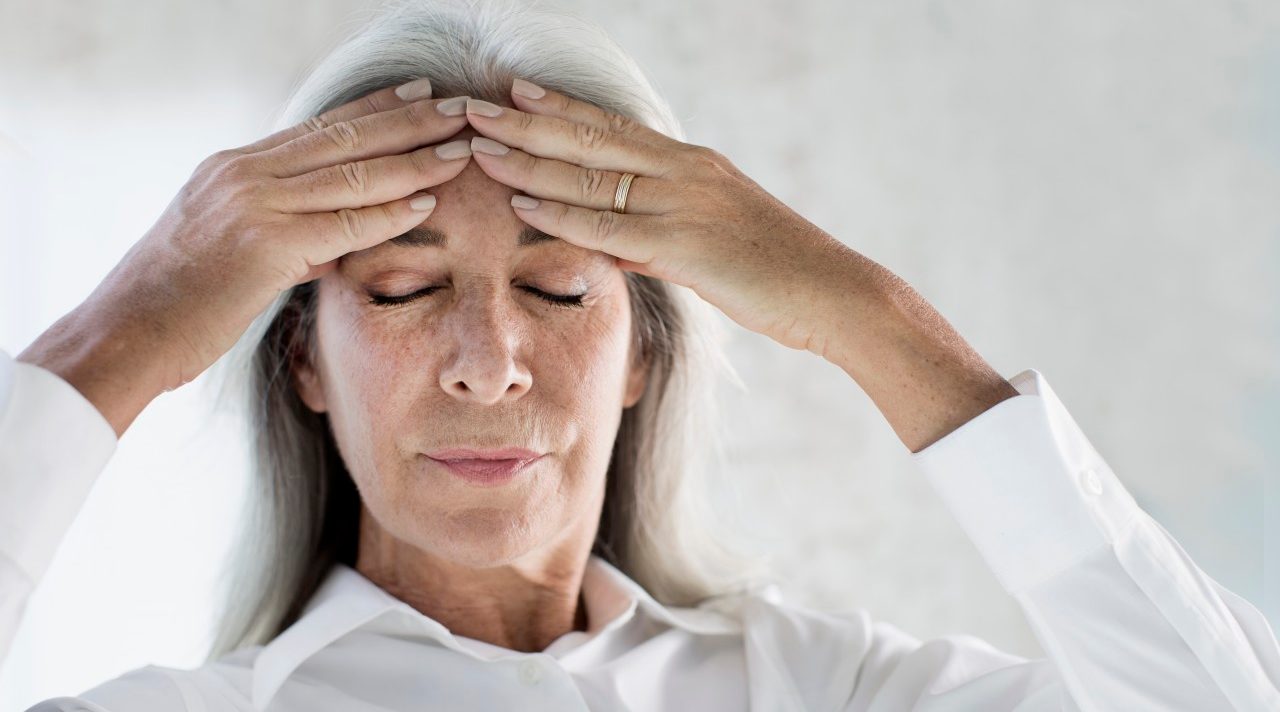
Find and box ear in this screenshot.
[292,351,328,414]
[622,348,649,410]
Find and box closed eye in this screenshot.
[367,286,587,309]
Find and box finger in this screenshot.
[238,82,429,155]
[256,95,471,178]
[614,257,659,278]
[507,194,668,265]
[464,98,676,179]
[271,140,473,213]
[468,136,674,216]
[282,191,440,272]
[299,258,340,283]
[507,78,688,153]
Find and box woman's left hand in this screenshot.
[461,78,868,364]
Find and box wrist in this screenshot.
[823,253,1018,453]
[17,303,174,439]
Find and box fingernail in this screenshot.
[471,137,510,156]
[435,139,472,160]
[466,99,504,118]
[512,78,546,100]
[394,77,433,101]
[409,193,437,211]
[436,96,469,116]
[511,195,540,210]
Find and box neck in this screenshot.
[354,505,594,653]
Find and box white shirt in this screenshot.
[1,346,1277,711]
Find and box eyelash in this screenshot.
[367,286,587,309]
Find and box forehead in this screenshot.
[342,122,615,266]
[386,223,561,249]
[347,216,585,266]
[346,127,582,260]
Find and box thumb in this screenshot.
[615,257,656,278]
[300,258,339,283]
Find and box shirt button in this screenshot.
[1080,467,1103,495]
[518,659,544,685]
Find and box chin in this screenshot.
[431,508,545,567]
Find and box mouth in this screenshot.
[425,454,544,487]
[425,446,544,461]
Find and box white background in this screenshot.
[1,0,1277,709]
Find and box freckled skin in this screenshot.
[291,124,649,652]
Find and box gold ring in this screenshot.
[613,172,636,214]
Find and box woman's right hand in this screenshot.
[18,80,473,437]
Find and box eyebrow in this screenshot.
[387,225,562,249]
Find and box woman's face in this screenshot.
[293,125,648,569]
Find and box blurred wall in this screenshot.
[1,0,1277,709]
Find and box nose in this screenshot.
[437,292,533,404]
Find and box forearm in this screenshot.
[16,302,172,440]
[824,249,1019,454]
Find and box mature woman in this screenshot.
[3,0,1277,710]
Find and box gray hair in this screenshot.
[200,0,772,663]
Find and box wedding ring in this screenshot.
[613,172,636,214]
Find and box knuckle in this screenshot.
[404,99,436,127]
[301,114,329,135]
[579,168,608,202]
[204,148,239,168]
[607,113,639,135]
[686,143,726,168]
[373,202,396,230]
[676,144,734,180]
[407,147,435,177]
[337,161,370,195]
[515,110,536,132]
[215,153,258,183]
[334,208,363,243]
[414,144,440,172]
[194,148,240,178]
[574,122,610,152]
[325,120,363,153]
[591,208,620,244]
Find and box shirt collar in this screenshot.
[251,553,741,710]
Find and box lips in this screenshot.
[426,454,543,486]
[425,446,544,461]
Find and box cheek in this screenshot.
[312,297,431,469]
[533,297,632,391]
[543,306,635,456]
[577,313,632,384]
[325,323,414,409]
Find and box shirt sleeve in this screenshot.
[893,367,1280,710]
[0,346,118,672]
[23,665,192,712]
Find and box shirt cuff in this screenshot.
[909,368,1141,596]
[0,347,118,584]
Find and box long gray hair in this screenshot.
[200,0,772,663]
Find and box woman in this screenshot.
[4,0,1277,709]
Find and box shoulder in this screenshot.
[703,585,879,652]
[693,588,881,708]
[24,648,261,712]
[704,588,1039,709]
[715,585,1026,665]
